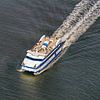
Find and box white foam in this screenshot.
[52,0,100,49]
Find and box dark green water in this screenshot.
[0,0,100,100]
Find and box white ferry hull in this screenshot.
[20,41,65,75]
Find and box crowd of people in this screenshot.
[31,35,57,54]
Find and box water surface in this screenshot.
[0,0,100,100]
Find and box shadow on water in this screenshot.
[22,71,34,76]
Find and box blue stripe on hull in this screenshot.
[36,46,61,69]
[34,50,62,74]
[26,56,43,61]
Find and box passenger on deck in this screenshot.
[39,36,50,54]
[31,35,46,52]
[42,37,49,47]
[48,37,56,50]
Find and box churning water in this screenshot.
[53,0,100,46]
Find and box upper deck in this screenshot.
[29,35,61,56]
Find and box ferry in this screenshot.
[19,35,66,75]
